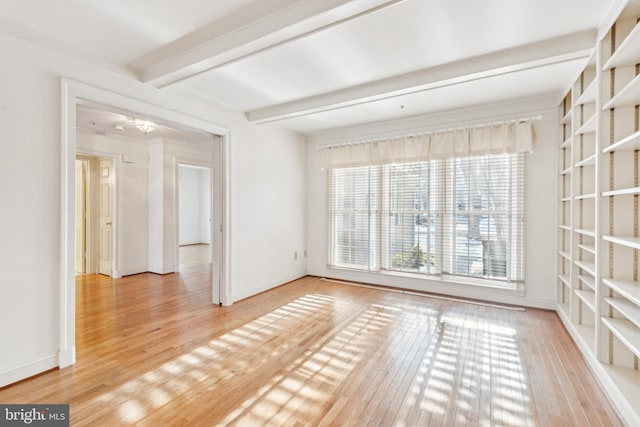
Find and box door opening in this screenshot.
[60,81,230,368]
[177,164,212,271]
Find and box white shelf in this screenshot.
[601,317,640,359]
[561,138,572,149]
[577,243,595,254]
[578,274,596,291]
[561,109,572,125]
[574,78,597,106]
[602,235,640,250]
[574,228,595,237]
[559,274,571,287]
[602,186,640,197]
[575,193,596,200]
[560,167,571,175]
[606,297,640,328]
[559,250,570,260]
[559,225,571,231]
[602,278,640,306]
[575,113,597,135]
[603,73,640,110]
[575,260,596,276]
[603,21,640,70]
[575,289,596,312]
[561,196,571,202]
[575,154,595,167]
[602,130,640,154]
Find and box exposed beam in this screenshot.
[130,0,405,88]
[246,30,596,124]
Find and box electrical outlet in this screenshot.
[294,251,298,260]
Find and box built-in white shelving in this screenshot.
[575,289,596,312]
[602,235,640,250]
[606,297,640,329]
[602,130,640,153]
[574,259,596,276]
[602,73,640,110]
[575,193,596,200]
[574,78,597,106]
[578,274,596,290]
[602,186,640,197]
[602,20,640,70]
[577,243,595,254]
[601,317,640,359]
[558,8,640,425]
[575,113,597,134]
[574,228,595,238]
[575,154,595,168]
[602,278,640,306]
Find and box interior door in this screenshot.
[74,160,86,274]
[98,159,113,276]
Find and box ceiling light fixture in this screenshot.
[134,119,156,134]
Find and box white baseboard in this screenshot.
[229,273,307,304]
[120,267,149,277]
[0,355,58,388]
[58,346,76,368]
[147,265,175,275]
[307,269,556,310]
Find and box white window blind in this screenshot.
[327,153,525,285]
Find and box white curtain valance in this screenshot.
[321,120,536,169]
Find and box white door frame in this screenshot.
[60,79,231,368]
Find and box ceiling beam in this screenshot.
[130,0,406,88]
[246,30,596,124]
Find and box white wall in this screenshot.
[306,99,558,309]
[0,30,306,387]
[228,125,308,301]
[179,165,211,246]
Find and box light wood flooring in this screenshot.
[0,269,623,426]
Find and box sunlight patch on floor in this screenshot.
[87,294,335,424]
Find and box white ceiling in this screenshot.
[76,101,214,144]
[0,0,621,134]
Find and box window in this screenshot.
[327,153,525,285]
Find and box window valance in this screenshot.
[320,119,536,169]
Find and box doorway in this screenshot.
[177,164,212,270]
[74,155,115,277]
[60,80,230,368]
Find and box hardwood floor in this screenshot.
[0,269,623,426]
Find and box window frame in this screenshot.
[327,153,526,289]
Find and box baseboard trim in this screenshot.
[229,273,307,304]
[308,269,556,310]
[147,265,175,275]
[0,355,58,389]
[58,346,76,368]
